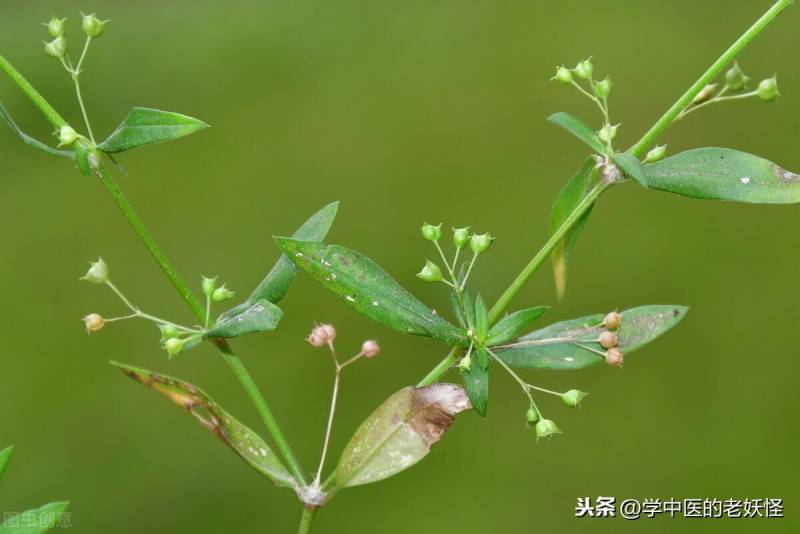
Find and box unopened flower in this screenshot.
[45,16,66,38]
[164,337,185,358]
[421,223,442,242]
[535,418,562,439]
[82,313,104,333]
[594,77,613,99]
[307,323,336,350]
[573,59,593,80]
[416,260,444,282]
[526,406,540,426]
[561,389,588,407]
[603,311,622,330]
[552,66,572,84]
[58,125,79,147]
[757,76,779,102]
[201,276,217,297]
[81,257,109,284]
[598,331,618,349]
[44,36,67,59]
[605,347,624,367]
[361,339,381,358]
[452,227,470,249]
[81,12,109,38]
[469,233,494,254]
[211,284,235,303]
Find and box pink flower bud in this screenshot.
[307,323,337,350]
[605,347,624,367]
[361,340,381,358]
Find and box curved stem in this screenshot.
[629,0,793,158]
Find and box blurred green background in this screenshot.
[1,1,798,532]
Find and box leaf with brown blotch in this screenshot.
[335,384,471,488]
[111,361,297,490]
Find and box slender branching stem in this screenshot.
[677,89,758,120]
[297,506,317,534]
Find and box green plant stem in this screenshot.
[629,0,793,158]
[96,167,308,486]
[0,53,66,128]
[416,347,460,387]
[297,506,318,534]
[488,182,606,324]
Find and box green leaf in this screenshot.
[474,294,489,344]
[612,152,648,187]
[0,501,69,533]
[461,355,489,416]
[205,299,283,339]
[112,361,297,489]
[276,239,468,347]
[73,140,92,177]
[462,289,476,332]
[0,102,72,159]
[548,112,606,155]
[494,305,688,370]
[450,291,467,329]
[97,107,209,153]
[643,147,800,204]
[217,202,339,323]
[549,158,598,299]
[487,306,549,346]
[0,445,13,480]
[335,384,471,488]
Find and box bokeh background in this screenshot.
[1,1,798,532]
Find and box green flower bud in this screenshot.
[58,125,79,147]
[416,260,444,282]
[45,16,67,38]
[81,13,109,38]
[643,144,667,164]
[594,77,613,99]
[159,324,181,342]
[452,227,470,249]
[421,223,442,242]
[44,36,67,59]
[525,406,540,426]
[757,76,779,102]
[458,353,472,371]
[561,389,589,407]
[81,257,109,284]
[164,337,185,358]
[469,233,494,254]
[201,276,217,297]
[573,59,593,80]
[691,83,717,105]
[724,62,749,91]
[535,418,562,440]
[211,284,235,303]
[597,124,619,144]
[552,66,572,84]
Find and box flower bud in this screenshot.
[691,83,717,106]
[725,62,749,91]
[44,36,67,59]
[643,144,667,164]
[159,324,181,342]
[603,311,622,330]
[201,276,217,297]
[573,59,593,80]
[469,233,494,254]
[307,323,336,350]
[164,337,185,358]
[597,124,618,144]
[757,77,779,102]
[525,406,540,426]
[594,77,613,99]
[535,418,562,439]
[421,223,442,242]
[605,347,624,367]
[82,313,104,333]
[45,16,67,38]
[211,285,235,303]
[361,339,381,358]
[416,260,444,282]
[561,389,588,407]
[598,331,618,349]
[58,125,79,147]
[457,353,472,371]
[81,257,109,284]
[452,227,470,249]
[81,13,109,38]
[552,66,572,84]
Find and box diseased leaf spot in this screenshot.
[773,164,800,183]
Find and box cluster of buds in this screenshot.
[42,13,108,60]
[201,276,235,303]
[417,223,493,285]
[306,323,337,351]
[552,58,613,100]
[601,311,624,367]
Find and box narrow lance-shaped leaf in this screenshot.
[549,158,598,299]
[112,361,297,489]
[1,501,70,533]
[217,202,339,323]
[486,306,549,346]
[548,112,606,155]
[493,305,688,370]
[0,102,72,158]
[0,444,13,480]
[461,351,489,417]
[97,107,209,153]
[205,299,283,339]
[643,147,800,204]
[612,152,648,187]
[474,294,489,343]
[335,384,471,488]
[276,239,468,347]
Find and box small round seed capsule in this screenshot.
[757,77,779,102]
[574,59,593,80]
[553,66,572,84]
[598,331,618,349]
[603,311,622,330]
[83,313,104,333]
[416,260,444,282]
[526,406,539,425]
[605,347,624,367]
[421,223,442,242]
[594,77,613,99]
[361,339,381,358]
